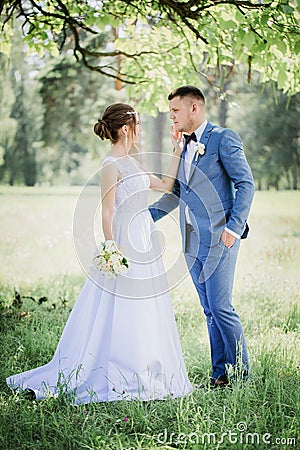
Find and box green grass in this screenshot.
[0,187,299,449]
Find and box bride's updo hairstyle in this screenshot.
[94,103,137,143]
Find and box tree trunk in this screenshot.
[9,172,14,186]
[219,80,230,128]
[152,112,166,176]
[285,168,291,190]
[257,178,262,191]
[113,28,123,91]
[292,167,298,190]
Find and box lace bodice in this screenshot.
[102,156,150,213]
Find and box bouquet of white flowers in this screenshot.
[93,240,129,278]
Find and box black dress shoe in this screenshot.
[197,374,229,389]
[210,374,230,388]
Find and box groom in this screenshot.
[149,86,255,387]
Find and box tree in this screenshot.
[0,0,299,114]
[36,49,128,184]
[150,112,167,176]
[0,27,43,185]
[229,83,300,190]
[0,17,135,186]
[0,53,17,184]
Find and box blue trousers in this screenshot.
[185,230,248,379]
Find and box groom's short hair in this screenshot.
[168,86,205,103]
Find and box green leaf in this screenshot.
[280,4,294,14]
[220,19,237,30]
[238,29,246,40]
[0,41,12,56]
[294,39,300,54]
[243,31,256,50]
[235,9,244,22]
[276,39,287,55]
[277,67,288,89]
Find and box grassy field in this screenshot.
[0,187,299,450]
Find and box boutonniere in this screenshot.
[195,143,206,161]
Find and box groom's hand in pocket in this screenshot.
[221,229,236,248]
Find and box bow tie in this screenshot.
[183,132,197,145]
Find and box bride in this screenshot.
[6,103,193,404]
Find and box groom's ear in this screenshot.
[191,100,205,119]
[190,102,199,115]
[191,102,199,114]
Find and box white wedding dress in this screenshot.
[7,155,192,404]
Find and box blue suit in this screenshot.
[149,121,255,380]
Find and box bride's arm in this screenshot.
[149,128,183,193]
[101,162,119,240]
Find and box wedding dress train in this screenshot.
[7,155,192,404]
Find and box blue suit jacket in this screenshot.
[149,121,255,252]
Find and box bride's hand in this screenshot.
[170,126,183,156]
